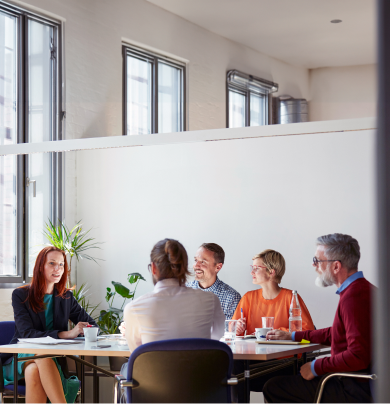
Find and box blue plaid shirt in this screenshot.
[186,277,241,320]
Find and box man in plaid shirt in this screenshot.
[186,243,241,320]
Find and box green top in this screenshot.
[43,293,54,330]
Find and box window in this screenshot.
[227,70,278,128]
[123,46,186,135]
[0,2,62,285]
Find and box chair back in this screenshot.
[0,321,15,345]
[126,338,233,403]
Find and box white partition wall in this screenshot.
[75,122,377,330]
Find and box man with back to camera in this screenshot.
[186,243,241,320]
[263,233,375,403]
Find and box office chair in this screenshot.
[313,371,377,403]
[0,321,26,403]
[114,338,237,403]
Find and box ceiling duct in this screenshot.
[227,70,278,95]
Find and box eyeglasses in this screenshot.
[148,264,152,272]
[250,264,268,272]
[312,257,341,266]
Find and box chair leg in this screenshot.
[114,379,120,404]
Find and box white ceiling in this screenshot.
[146,0,376,69]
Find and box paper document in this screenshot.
[18,336,82,345]
[255,340,307,345]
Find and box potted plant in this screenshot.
[43,219,103,288]
[97,272,146,334]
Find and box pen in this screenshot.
[241,308,246,336]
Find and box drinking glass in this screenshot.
[224,320,237,342]
[262,317,274,328]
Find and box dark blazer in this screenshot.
[1,286,98,375]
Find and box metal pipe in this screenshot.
[13,354,17,403]
[66,355,116,378]
[315,373,377,403]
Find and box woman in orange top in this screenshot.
[233,249,314,335]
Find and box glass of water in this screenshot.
[224,320,238,342]
[262,317,275,329]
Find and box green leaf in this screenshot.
[97,309,121,334]
[127,272,146,284]
[112,281,133,299]
[105,290,114,303]
[108,307,123,314]
[42,219,104,270]
[107,287,111,292]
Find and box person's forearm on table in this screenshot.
[58,330,73,339]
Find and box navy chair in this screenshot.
[114,338,237,403]
[0,321,26,403]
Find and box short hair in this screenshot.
[316,233,360,271]
[200,243,225,264]
[151,239,190,286]
[252,249,286,283]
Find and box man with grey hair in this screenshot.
[263,233,374,403]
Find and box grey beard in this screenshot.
[315,271,334,288]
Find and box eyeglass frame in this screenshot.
[250,264,269,272]
[312,257,342,266]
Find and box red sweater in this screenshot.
[295,277,373,376]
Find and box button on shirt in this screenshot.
[186,277,241,320]
[123,278,225,353]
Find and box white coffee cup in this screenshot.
[83,327,98,342]
[255,327,272,341]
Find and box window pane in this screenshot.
[250,93,266,126]
[28,19,53,142]
[0,11,17,276]
[158,62,181,134]
[0,155,17,276]
[127,55,152,135]
[229,90,246,128]
[28,19,54,275]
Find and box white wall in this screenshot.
[309,64,377,121]
[13,0,309,138]
[76,121,377,331]
[0,289,14,321]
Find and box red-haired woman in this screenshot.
[1,246,98,403]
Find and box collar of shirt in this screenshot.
[336,271,364,295]
[154,278,180,292]
[195,276,221,292]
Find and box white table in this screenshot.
[229,339,325,402]
[230,338,324,360]
[0,340,129,403]
[0,339,325,403]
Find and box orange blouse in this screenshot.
[232,288,315,335]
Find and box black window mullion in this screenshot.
[122,46,128,137]
[153,57,158,134]
[246,90,250,127]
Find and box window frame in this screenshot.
[122,45,186,136]
[0,1,63,287]
[226,70,278,128]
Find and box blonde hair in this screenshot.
[252,249,286,284]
